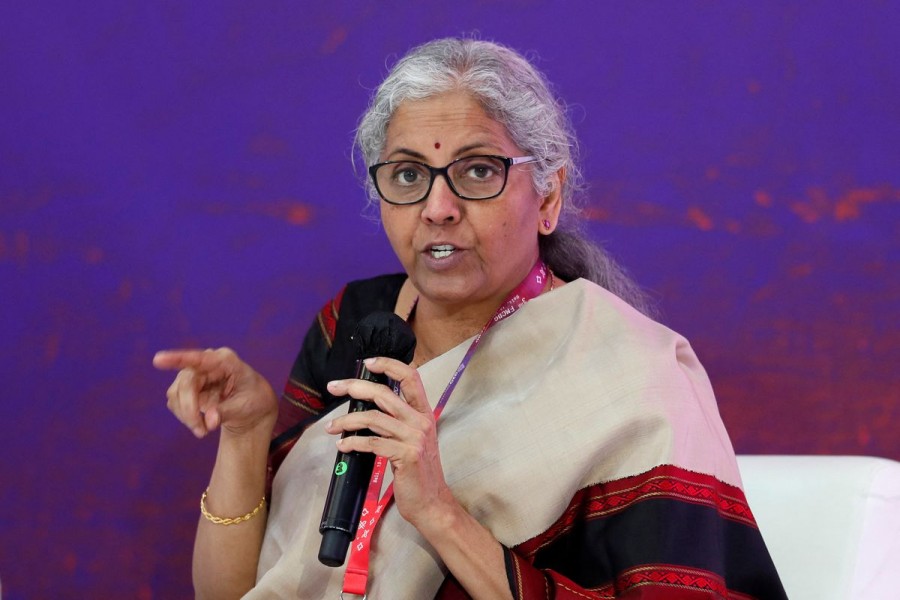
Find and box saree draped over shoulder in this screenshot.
[248,277,786,599]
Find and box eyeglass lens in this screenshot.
[375,156,508,204]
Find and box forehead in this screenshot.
[384,90,515,154]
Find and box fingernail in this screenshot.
[363,357,376,366]
[327,380,345,392]
[325,420,333,431]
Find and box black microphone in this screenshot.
[318,311,416,567]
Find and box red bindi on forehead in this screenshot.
[434,142,441,149]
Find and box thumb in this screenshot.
[204,408,221,432]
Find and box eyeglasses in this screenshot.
[368,154,538,205]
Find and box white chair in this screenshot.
[737,455,900,600]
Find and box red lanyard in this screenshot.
[341,260,549,597]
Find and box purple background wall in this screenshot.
[2,2,898,598]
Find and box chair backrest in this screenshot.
[737,455,900,600]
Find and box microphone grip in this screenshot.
[318,363,388,567]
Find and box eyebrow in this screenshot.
[387,147,428,161]
[385,142,495,162]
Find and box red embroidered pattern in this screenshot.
[516,465,756,559]
[594,564,759,599]
[269,380,325,480]
[267,287,346,492]
[585,465,756,527]
[316,286,343,348]
[618,565,729,596]
[283,378,324,414]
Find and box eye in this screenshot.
[389,163,428,187]
[468,165,494,179]
[397,169,419,184]
[457,157,503,182]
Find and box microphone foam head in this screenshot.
[351,311,416,364]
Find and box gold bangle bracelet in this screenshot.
[200,488,266,526]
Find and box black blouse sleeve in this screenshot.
[266,274,407,495]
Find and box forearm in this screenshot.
[419,502,514,600]
[193,424,273,599]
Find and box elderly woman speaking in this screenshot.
[154,39,786,599]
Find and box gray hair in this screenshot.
[354,38,654,316]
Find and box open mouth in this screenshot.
[430,244,456,259]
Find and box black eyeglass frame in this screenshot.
[368,154,538,205]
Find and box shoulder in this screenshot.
[541,279,742,485]
[296,272,407,369]
[320,273,407,388]
[312,273,407,337]
[559,278,687,364]
[338,273,407,317]
[566,277,712,397]
[269,272,408,481]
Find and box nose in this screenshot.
[420,174,461,225]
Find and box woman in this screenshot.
[155,39,786,599]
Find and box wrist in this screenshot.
[214,414,275,483]
[220,384,278,440]
[220,411,276,442]
[411,490,466,540]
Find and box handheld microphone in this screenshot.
[318,311,416,567]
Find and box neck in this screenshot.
[407,295,497,366]
[396,264,555,367]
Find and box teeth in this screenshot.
[430,244,455,259]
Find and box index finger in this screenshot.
[363,357,430,414]
[153,349,220,371]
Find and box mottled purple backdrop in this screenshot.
[1,2,898,598]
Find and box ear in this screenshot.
[538,167,565,234]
